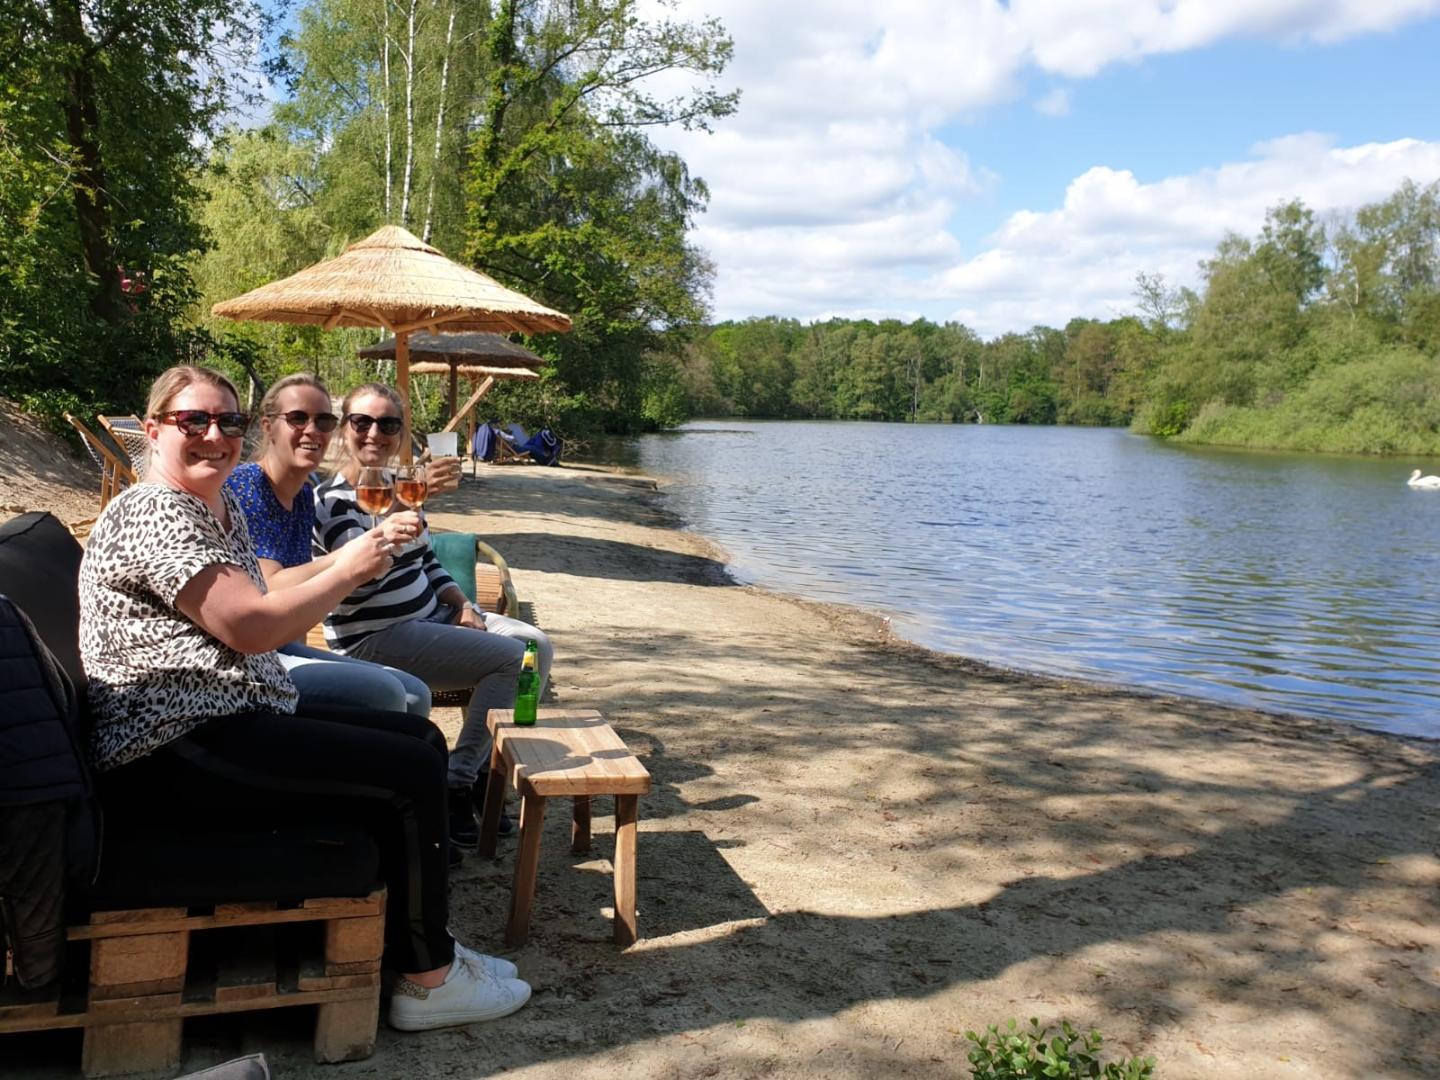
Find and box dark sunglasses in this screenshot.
[271,409,339,433]
[156,410,250,438]
[344,412,404,436]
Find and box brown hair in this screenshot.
[145,365,241,419]
[255,372,331,459]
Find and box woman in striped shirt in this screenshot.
[313,382,554,848]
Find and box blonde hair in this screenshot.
[255,372,331,459]
[145,365,241,418]
[340,381,403,416]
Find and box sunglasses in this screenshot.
[344,412,404,436]
[156,410,250,438]
[271,409,339,433]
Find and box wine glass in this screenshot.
[394,463,427,511]
[355,466,393,530]
[393,464,427,553]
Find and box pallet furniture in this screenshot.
[0,889,386,1076]
[478,709,651,947]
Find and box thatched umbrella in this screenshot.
[210,225,570,460]
[357,332,545,438]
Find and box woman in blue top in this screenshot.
[225,373,432,716]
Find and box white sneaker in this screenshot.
[388,953,531,1031]
[453,940,519,980]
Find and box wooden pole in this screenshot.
[397,330,412,465]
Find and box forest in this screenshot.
[1,0,1437,454]
[0,0,735,436]
[685,186,1440,455]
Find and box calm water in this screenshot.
[598,421,1440,738]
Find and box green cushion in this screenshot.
[430,532,477,602]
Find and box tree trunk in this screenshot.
[51,0,125,324]
[422,3,456,244]
[381,0,394,219]
[398,0,418,227]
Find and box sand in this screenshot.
[4,413,1439,1078]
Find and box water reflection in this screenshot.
[592,421,1440,737]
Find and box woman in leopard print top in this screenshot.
[78,365,531,1030]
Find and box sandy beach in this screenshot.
[5,429,1440,1078]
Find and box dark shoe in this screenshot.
[472,776,515,837]
[448,786,479,850]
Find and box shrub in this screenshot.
[966,1018,1156,1080]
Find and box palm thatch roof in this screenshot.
[210,226,571,337]
[357,331,545,370]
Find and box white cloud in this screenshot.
[641,1,1440,332]
[1034,88,1072,116]
[934,135,1440,335]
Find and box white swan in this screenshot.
[1407,469,1440,489]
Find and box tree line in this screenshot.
[681,180,1440,456]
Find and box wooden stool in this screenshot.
[478,709,651,947]
[0,890,385,1076]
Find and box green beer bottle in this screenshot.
[514,639,539,726]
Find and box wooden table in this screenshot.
[478,709,651,946]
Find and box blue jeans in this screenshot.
[278,641,432,717]
[346,608,553,787]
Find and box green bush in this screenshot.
[966,1018,1156,1080]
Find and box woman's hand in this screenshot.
[427,456,462,494]
[335,528,394,583]
[378,511,422,547]
[456,602,487,631]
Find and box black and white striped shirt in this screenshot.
[312,474,458,654]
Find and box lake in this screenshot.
[596,420,1440,738]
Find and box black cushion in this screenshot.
[81,825,381,910]
[0,512,85,692]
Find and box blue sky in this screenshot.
[641,0,1440,334]
[258,1,1440,336]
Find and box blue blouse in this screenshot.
[224,462,315,569]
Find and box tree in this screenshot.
[0,0,270,420]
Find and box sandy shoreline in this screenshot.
[8,458,1440,1078]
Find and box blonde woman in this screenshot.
[224,373,431,716]
[80,365,530,1031]
[313,382,554,849]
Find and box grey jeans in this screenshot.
[347,607,553,787]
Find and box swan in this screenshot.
[1407,469,1440,489]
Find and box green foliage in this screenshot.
[966,1018,1156,1080]
[0,0,270,426]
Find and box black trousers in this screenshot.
[98,708,454,973]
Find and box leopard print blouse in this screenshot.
[79,483,298,771]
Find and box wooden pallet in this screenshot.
[0,889,385,1077]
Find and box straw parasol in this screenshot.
[357,331,544,438]
[210,225,570,460]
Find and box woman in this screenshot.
[313,382,554,849]
[225,373,431,717]
[79,365,529,1031]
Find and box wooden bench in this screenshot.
[478,709,651,947]
[0,890,386,1076]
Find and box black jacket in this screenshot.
[0,512,100,989]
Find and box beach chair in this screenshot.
[493,423,562,466]
[97,414,147,478]
[64,414,136,511]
